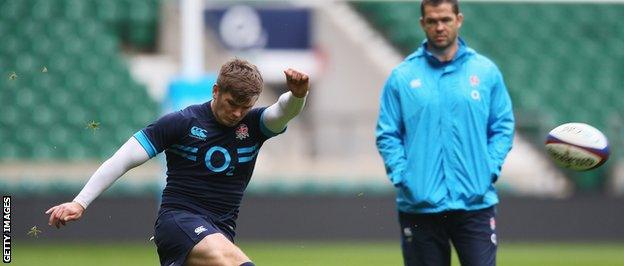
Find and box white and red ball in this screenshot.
[545,123,609,171]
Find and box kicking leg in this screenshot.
[185,233,252,266]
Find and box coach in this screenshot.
[375,0,515,265]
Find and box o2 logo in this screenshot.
[205,146,234,176]
[204,145,258,176]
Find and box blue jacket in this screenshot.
[376,39,514,213]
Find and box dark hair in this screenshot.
[216,58,264,103]
[420,0,460,17]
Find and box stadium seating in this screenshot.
[353,2,624,190]
[0,0,160,160]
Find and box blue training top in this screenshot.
[134,101,282,231]
[376,38,515,214]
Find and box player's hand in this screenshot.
[45,201,85,229]
[284,68,309,98]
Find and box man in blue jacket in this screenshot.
[375,0,514,265]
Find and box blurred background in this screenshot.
[1,0,623,265]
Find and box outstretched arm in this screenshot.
[262,68,310,133]
[45,137,150,228]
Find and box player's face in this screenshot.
[420,3,463,52]
[212,86,258,127]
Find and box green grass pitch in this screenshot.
[10,241,624,266]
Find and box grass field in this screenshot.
[10,241,624,266]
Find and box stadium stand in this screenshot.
[353,2,624,190]
[0,0,160,160]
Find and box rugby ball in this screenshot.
[545,123,609,171]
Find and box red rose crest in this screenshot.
[470,75,480,87]
[235,124,250,140]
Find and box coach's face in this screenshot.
[420,3,463,52]
[211,84,258,127]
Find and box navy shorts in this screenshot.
[154,209,235,266]
[399,206,497,266]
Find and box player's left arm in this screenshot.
[262,68,309,133]
[487,67,515,182]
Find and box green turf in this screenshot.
[10,241,624,266]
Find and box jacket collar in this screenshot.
[406,37,474,67]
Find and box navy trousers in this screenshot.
[398,206,497,266]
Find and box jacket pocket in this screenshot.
[399,177,445,209]
[488,158,499,184]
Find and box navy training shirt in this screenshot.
[133,101,282,227]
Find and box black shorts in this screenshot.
[154,209,234,266]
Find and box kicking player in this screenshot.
[46,58,310,266]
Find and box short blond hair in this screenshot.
[216,58,263,103]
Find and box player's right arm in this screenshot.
[45,137,150,228]
[46,110,186,229]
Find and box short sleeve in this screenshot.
[133,111,189,158]
[242,107,281,140]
